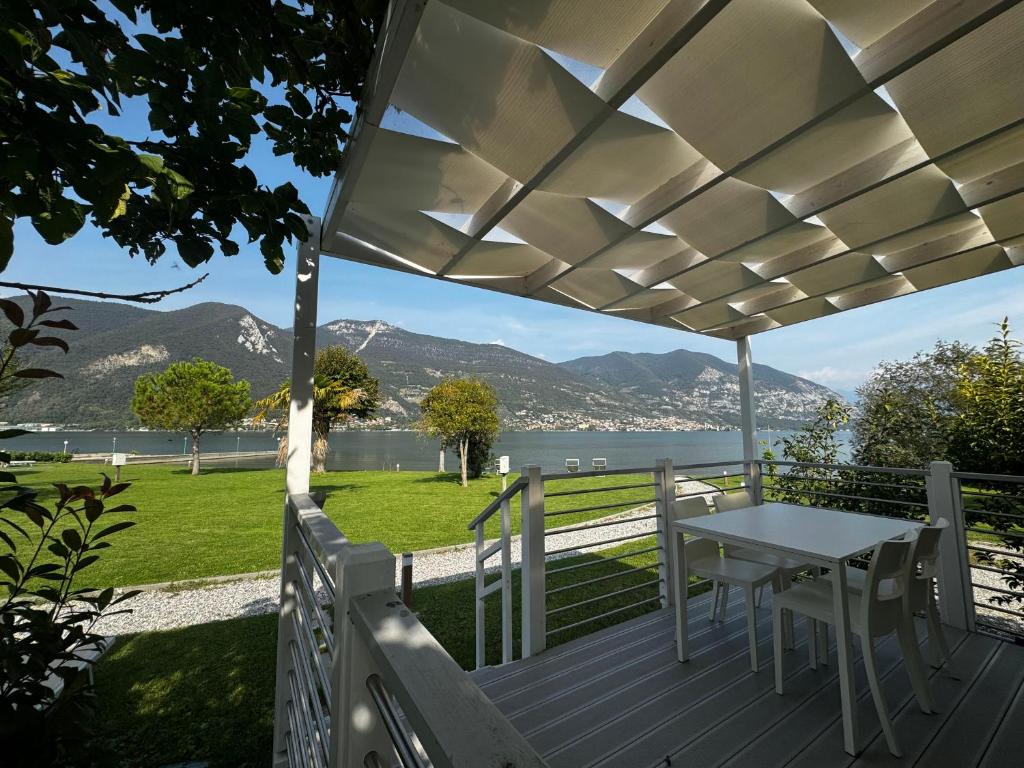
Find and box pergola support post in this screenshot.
[521,465,546,658]
[273,215,321,764]
[736,336,762,503]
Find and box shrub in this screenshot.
[7,450,72,463]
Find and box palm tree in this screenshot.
[253,347,380,473]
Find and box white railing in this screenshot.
[273,492,547,768]
[468,457,1024,670]
[468,459,763,668]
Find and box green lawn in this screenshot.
[11,462,660,588]
[83,537,707,767]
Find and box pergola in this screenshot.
[273,3,1024,765]
[284,0,1024,498]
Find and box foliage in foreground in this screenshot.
[0,293,139,765]
[0,0,386,272]
[132,358,251,475]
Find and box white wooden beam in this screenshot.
[286,215,321,496]
[736,336,761,502]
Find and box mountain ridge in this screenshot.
[1,297,840,429]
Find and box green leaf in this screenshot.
[61,528,82,550]
[177,236,214,266]
[31,197,86,245]
[12,368,63,379]
[0,216,12,272]
[93,520,135,540]
[0,298,24,327]
[0,554,21,581]
[137,154,165,175]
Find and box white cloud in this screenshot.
[797,366,870,390]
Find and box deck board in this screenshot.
[471,601,1022,768]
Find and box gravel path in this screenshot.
[94,479,720,636]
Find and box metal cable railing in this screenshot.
[953,471,1024,638]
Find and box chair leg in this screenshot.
[897,615,934,714]
[773,601,785,694]
[773,574,794,650]
[926,596,960,680]
[863,635,902,758]
[818,622,829,665]
[709,581,721,622]
[807,618,818,670]
[719,582,731,622]
[745,586,759,672]
[756,583,764,608]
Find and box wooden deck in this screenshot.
[469,592,1024,768]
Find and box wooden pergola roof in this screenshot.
[320,0,1024,340]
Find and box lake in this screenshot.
[7,429,852,473]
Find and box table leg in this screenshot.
[673,529,689,662]
[832,561,858,755]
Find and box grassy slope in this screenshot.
[13,463,659,588]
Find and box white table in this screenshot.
[672,502,922,755]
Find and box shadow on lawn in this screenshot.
[84,614,278,768]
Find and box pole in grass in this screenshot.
[401,553,414,608]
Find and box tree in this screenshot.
[853,341,975,468]
[947,319,1024,475]
[131,359,251,474]
[419,378,500,488]
[253,346,379,473]
[0,1,386,273]
[764,397,852,503]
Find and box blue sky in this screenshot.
[9,29,1024,399]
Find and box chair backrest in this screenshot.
[905,518,948,608]
[861,537,913,635]
[714,490,753,514]
[683,536,719,569]
[673,496,712,522]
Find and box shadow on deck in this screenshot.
[470,592,1024,768]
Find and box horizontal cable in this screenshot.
[365,674,425,768]
[760,459,929,477]
[291,608,332,701]
[973,601,1024,620]
[289,640,330,756]
[295,563,334,657]
[546,579,662,617]
[546,545,661,575]
[547,595,663,636]
[296,523,337,598]
[685,473,746,483]
[762,484,928,509]
[544,513,658,537]
[970,562,1022,578]
[674,460,748,471]
[962,507,1024,522]
[543,466,659,481]
[966,526,1024,541]
[544,497,658,518]
[952,471,1024,484]
[546,564,657,595]
[972,582,1024,598]
[546,530,654,557]
[545,481,657,498]
[967,544,1024,560]
[961,489,1024,503]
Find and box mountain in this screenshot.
[1,298,839,429]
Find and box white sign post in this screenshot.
[498,455,510,492]
[111,452,127,482]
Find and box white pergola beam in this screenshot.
[736,336,761,501]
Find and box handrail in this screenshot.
[351,589,549,768]
[758,458,931,477]
[541,465,657,481]
[951,470,1024,484]
[466,476,527,530]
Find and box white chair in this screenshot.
[684,536,777,671]
[674,497,722,622]
[772,537,930,758]
[819,518,958,680]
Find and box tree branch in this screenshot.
[0,273,210,304]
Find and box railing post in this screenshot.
[926,461,975,632]
[474,524,487,670]
[500,494,514,664]
[655,458,676,608]
[521,465,546,658]
[332,543,397,768]
[273,500,301,766]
